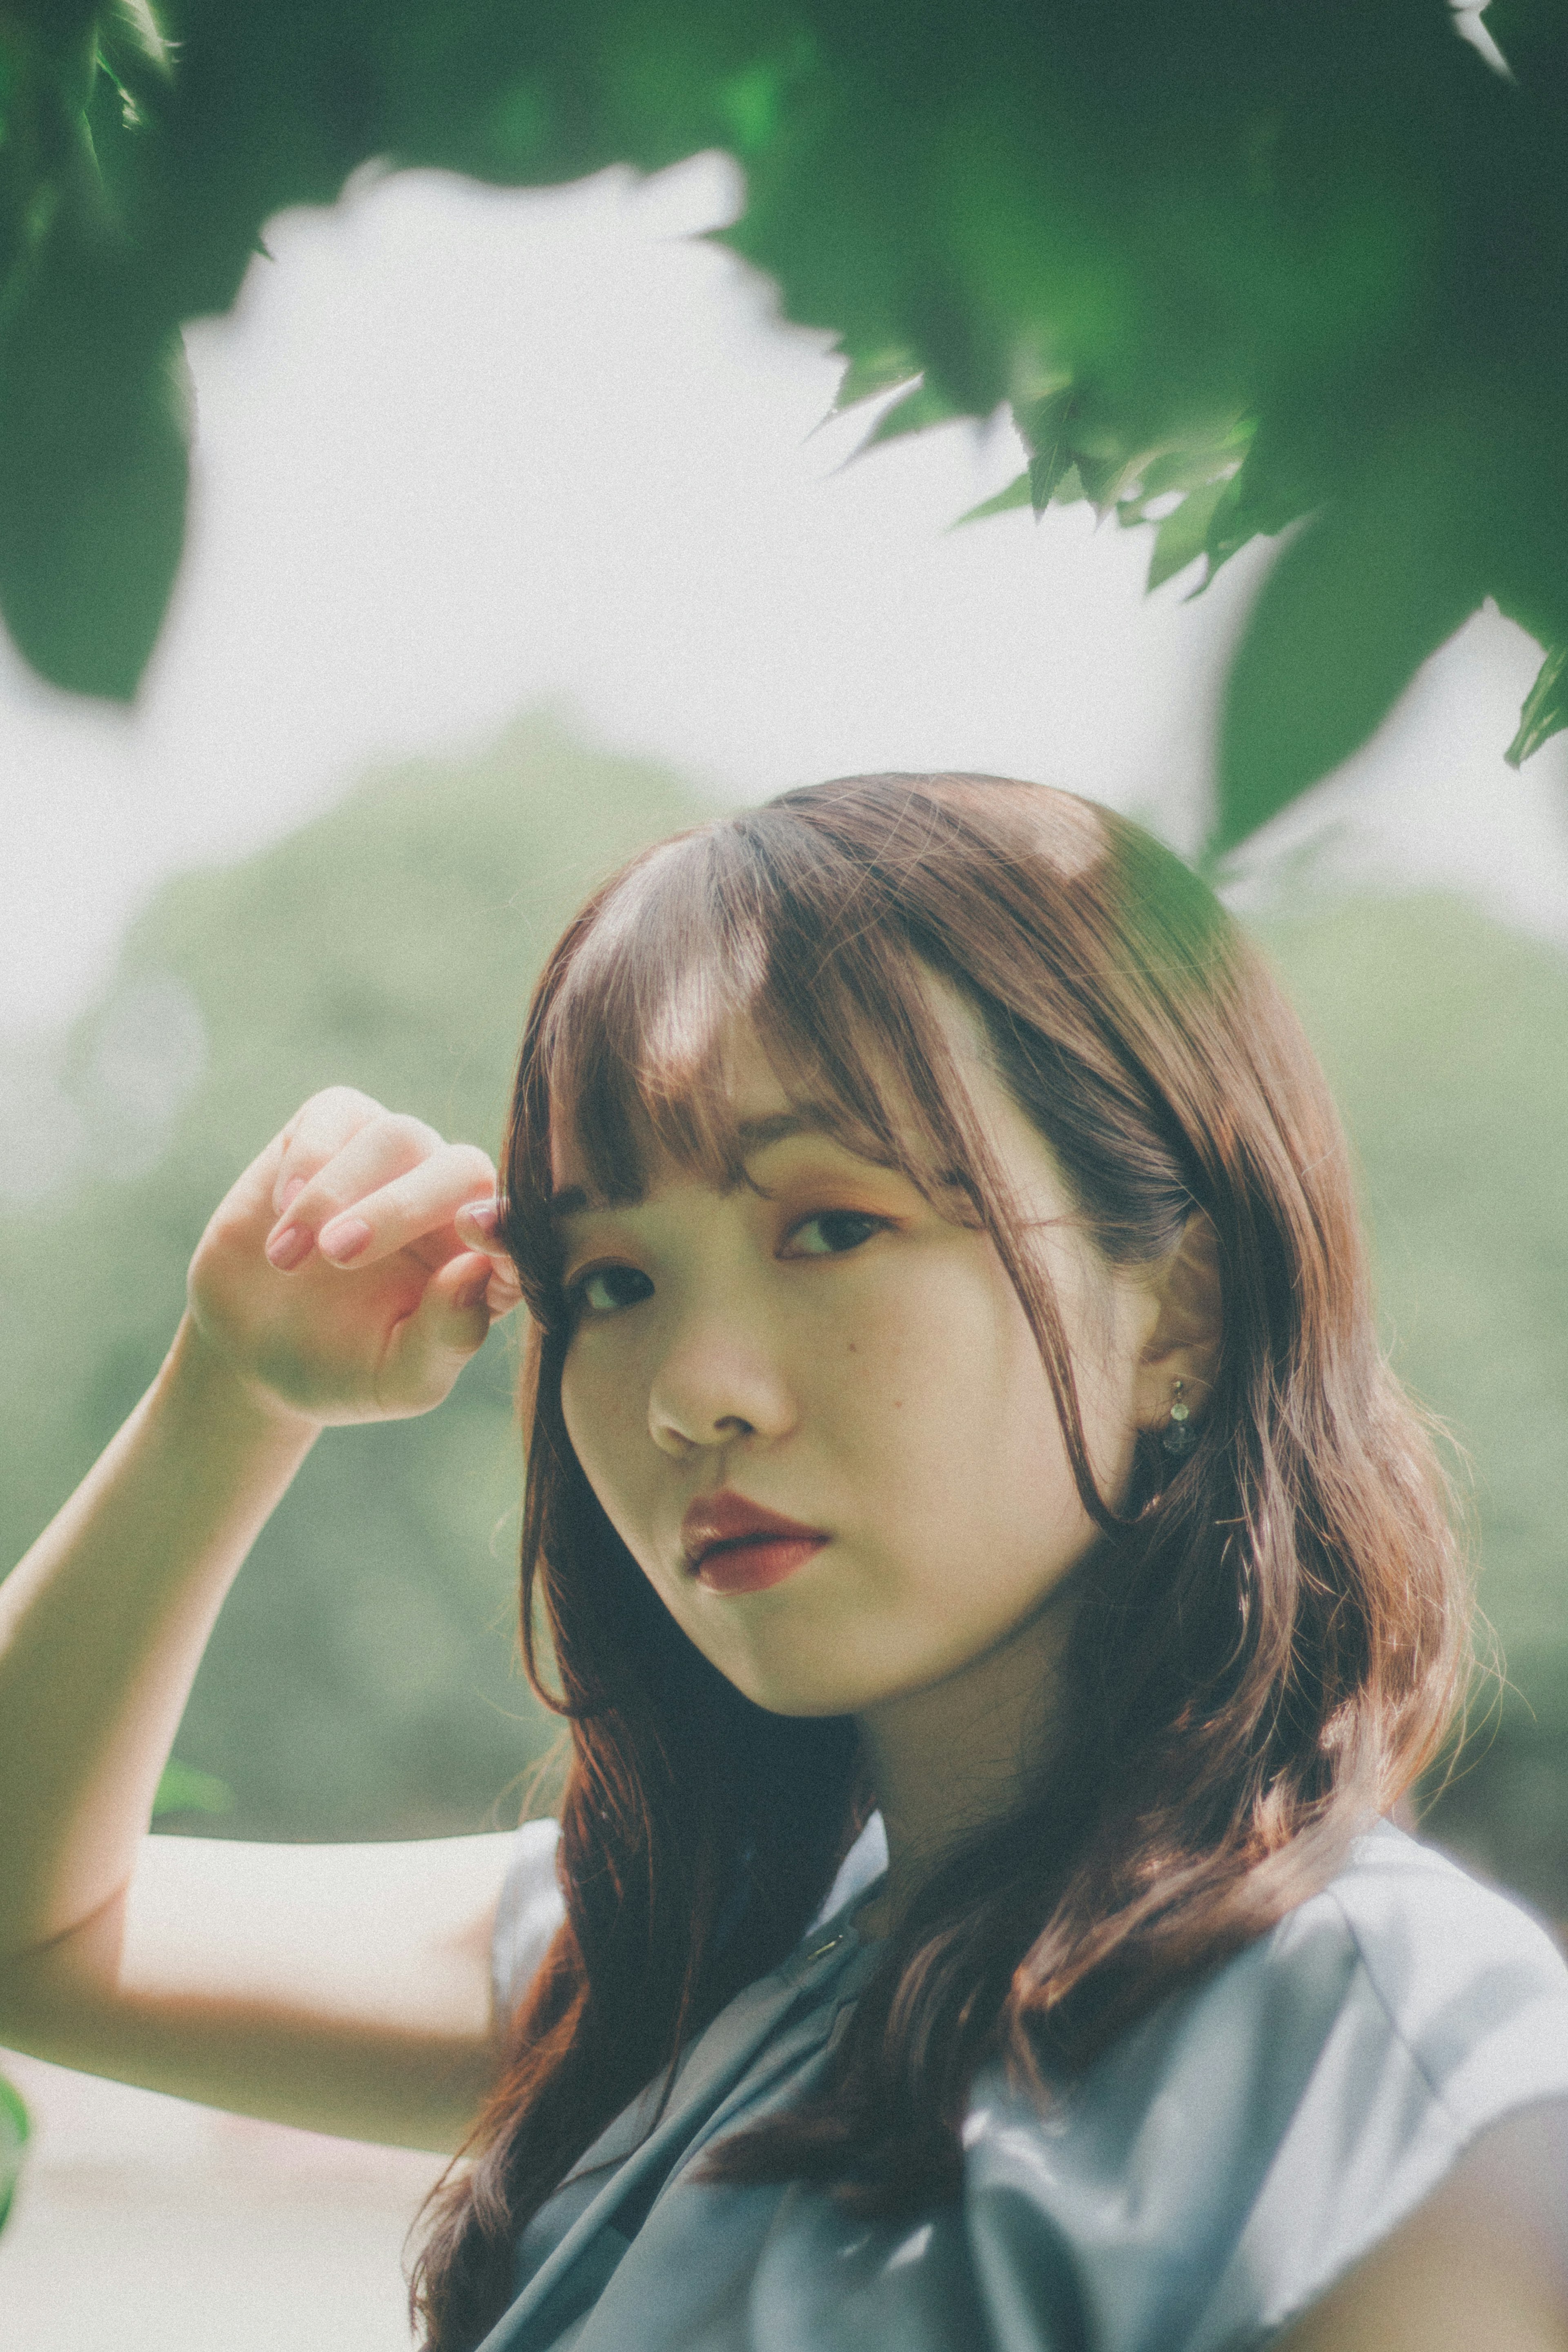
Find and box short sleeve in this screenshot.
[1330,1828,1568,2140]
[490,1817,566,2029]
[956,1825,1568,2352]
[1182,1828,1568,2347]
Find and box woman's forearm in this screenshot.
[0,1312,318,1971]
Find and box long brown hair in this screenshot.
[410,774,1468,2349]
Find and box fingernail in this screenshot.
[456,1277,492,1312]
[265,1224,313,1272]
[276,1175,305,1216]
[318,1215,372,1264]
[459,1199,501,1240]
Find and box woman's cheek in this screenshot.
[560,1356,630,1509]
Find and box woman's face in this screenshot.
[554,999,1167,1722]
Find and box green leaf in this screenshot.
[715,38,817,158]
[1013,387,1080,513]
[1114,423,1254,528]
[100,0,174,87]
[0,2073,29,2238]
[833,347,922,413]
[1147,476,1233,591]
[1134,433,1252,507]
[953,470,1032,526]
[154,1757,235,1818]
[0,209,190,700]
[1072,446,1135,514]
[1506,642,1568,767]
[854,375,964,453]
[1217,454,1485,852]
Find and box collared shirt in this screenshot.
[481,1819,1568,2352]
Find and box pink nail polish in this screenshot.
[318,1215,372,1264]
[277,1175,305,1215]
[462,1199,501,1239]
[265,1224,312,1272]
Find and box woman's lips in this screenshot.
[695,1534,829,1595]
[681,1491,830,1596]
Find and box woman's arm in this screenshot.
[0,1088,531,2150]
[0,1318,318,1966]
[1276,2098,1568,2352]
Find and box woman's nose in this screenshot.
[646,1306,797,1456]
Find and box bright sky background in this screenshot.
[2,150,1566,1043]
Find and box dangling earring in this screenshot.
[1161,1377,1197,1458]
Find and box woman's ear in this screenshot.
[1131,1209,1223,1436]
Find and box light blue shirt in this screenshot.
[482,1820,1568,2351]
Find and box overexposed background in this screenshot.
[0,2049,439,2350]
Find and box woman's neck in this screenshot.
[853,1595,1070,1940]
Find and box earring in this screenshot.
[1161,1378,1197,1458]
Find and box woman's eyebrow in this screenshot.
[735,1110,830,1151]
[547,1109,850,1222]
[546,1183,599,1222]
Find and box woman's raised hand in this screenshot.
[186,1086,523,1427]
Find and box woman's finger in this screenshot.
[483,1262,524,1319]
[376,1249,499,1411]
[453,1197,517,1262]
[453,1202,523,1316]
[270,1133,497,1275]
[269,1087,389,1220]
[453,1196,500,1243]
[264,1111,450,1271]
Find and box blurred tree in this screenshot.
[0,713,712,1841]
[1262,896,1568,1913]
[0,0,1565,845]
[0,720,1563,1908]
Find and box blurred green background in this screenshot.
[1,723,1563,1907]
[0,716,702,1842]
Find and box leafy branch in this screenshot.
[1,0,1566,849]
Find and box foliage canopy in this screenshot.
[1,0,1565,843]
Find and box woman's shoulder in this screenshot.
[959,1824,1568,2352]
[1307,1819,1568,2131]
[1122,1820,1568,2137]
[1016,1820,1568,2131]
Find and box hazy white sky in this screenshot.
[2,151,1564,1041]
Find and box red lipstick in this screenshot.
[681,1492,829,1596]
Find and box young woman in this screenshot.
[1,773,1565,2352]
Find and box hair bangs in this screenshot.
[526,816,1016,1275]
[537,827,766,1205]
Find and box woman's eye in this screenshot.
[570,1264,654,1316]
[786,1210,889,1259]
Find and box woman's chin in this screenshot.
[705,1629,934,1722]
[710,1644,891,1720]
